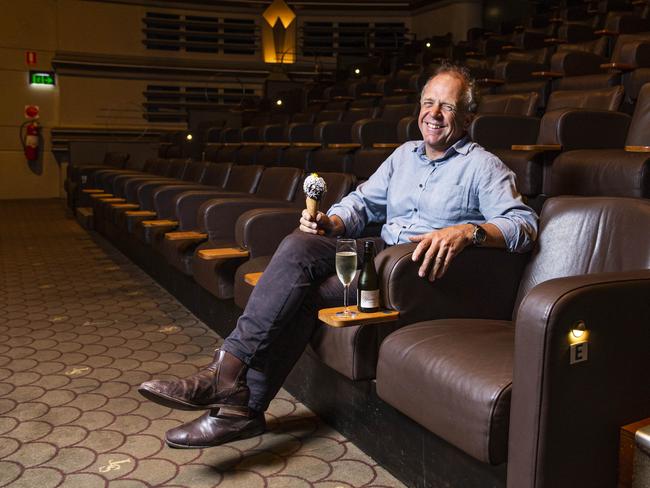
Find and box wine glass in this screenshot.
[335,238,357,318]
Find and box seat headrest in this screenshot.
[514,196,650,313]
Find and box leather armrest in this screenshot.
[507,270,650,488]
[543,38,567,45]
[351,119,398,146]
[198,198,293,241]
[173,190,244,230]
[376,244,529,326]
[469,114,540,149]
[594,29,619,36]
[600,62,636,71]
[537,109,631,149]
[235,207,302,258]
[550,50,606,77]
[152,184,215,219]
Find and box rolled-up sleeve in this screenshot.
[327,151,394,238]
[478,156,538,253]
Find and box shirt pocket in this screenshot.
[420,184,466,222]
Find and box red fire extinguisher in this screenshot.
[20,120,40,161]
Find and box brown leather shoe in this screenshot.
[165,410,266,449]
[138,349,248,411]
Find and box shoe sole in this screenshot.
[137,384,231,411]
[165,424,266,449]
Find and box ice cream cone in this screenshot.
[306,197,319,219]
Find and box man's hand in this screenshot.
[410,224,474,281]
[299,210,345,236]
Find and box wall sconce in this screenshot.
[186,134,193,141]
[571,321,586,339]
[354,68,361,75]
[276,99,283,106]
[569,320,589,364]
[425,42,431,48]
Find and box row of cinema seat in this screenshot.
[64,6,650,483]
[68,98,650,487]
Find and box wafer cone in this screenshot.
[306,197,319,219]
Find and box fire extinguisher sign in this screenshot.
[26,51,37,65]
[24,105,40,119]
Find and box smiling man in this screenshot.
[139,64,538,449]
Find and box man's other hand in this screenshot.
[299,210,344,236]
[409,224,474,281]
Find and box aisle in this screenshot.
[0,199,403,488]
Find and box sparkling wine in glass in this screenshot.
[335,238,357,318]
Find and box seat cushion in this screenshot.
[376,319,515,465]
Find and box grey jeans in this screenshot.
[222,230,385,412]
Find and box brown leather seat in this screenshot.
[159,166,300,276]
[232,172,357,308]
[549,82,650,198]
[376,196,650,487]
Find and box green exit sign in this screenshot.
[29,71,55,86]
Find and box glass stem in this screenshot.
[343,284,349,313]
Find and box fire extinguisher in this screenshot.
[20,120,40,161]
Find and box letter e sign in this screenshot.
[570,341,588,364]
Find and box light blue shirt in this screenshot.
[327,136,538,252]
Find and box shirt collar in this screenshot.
[414,134,472,163]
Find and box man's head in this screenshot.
[418,65,478,159]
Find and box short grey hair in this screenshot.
[421,63,479,113]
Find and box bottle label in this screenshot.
[360,290,380,309]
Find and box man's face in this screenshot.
[418,73,473,159]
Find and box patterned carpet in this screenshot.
[0,199,404,488]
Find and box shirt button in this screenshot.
[419,184,423,188]
[402,226,406,229]
[414,208,418,212]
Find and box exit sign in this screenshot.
[29,71,55,86]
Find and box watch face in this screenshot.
[473,225,486,245]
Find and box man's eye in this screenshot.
[442,104,456,112]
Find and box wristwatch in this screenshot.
[472,224,487,246]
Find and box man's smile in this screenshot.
[424,121,446,130]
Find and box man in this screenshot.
[139,65,538,448]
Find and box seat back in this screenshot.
[103,151,130,168]
[166,158,191,179]
[626,82,650,146]
[253,167,302,201]
[223,164,264,193]
[150,158,171,176]
[200,162,231,187]
[182,161,209,182]
[319,172,357,209]
[478,92,539,116]
[545,85,624,112]
[377,103,418,122]
[514,196,650,313]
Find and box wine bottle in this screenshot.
[357,241,380,313]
